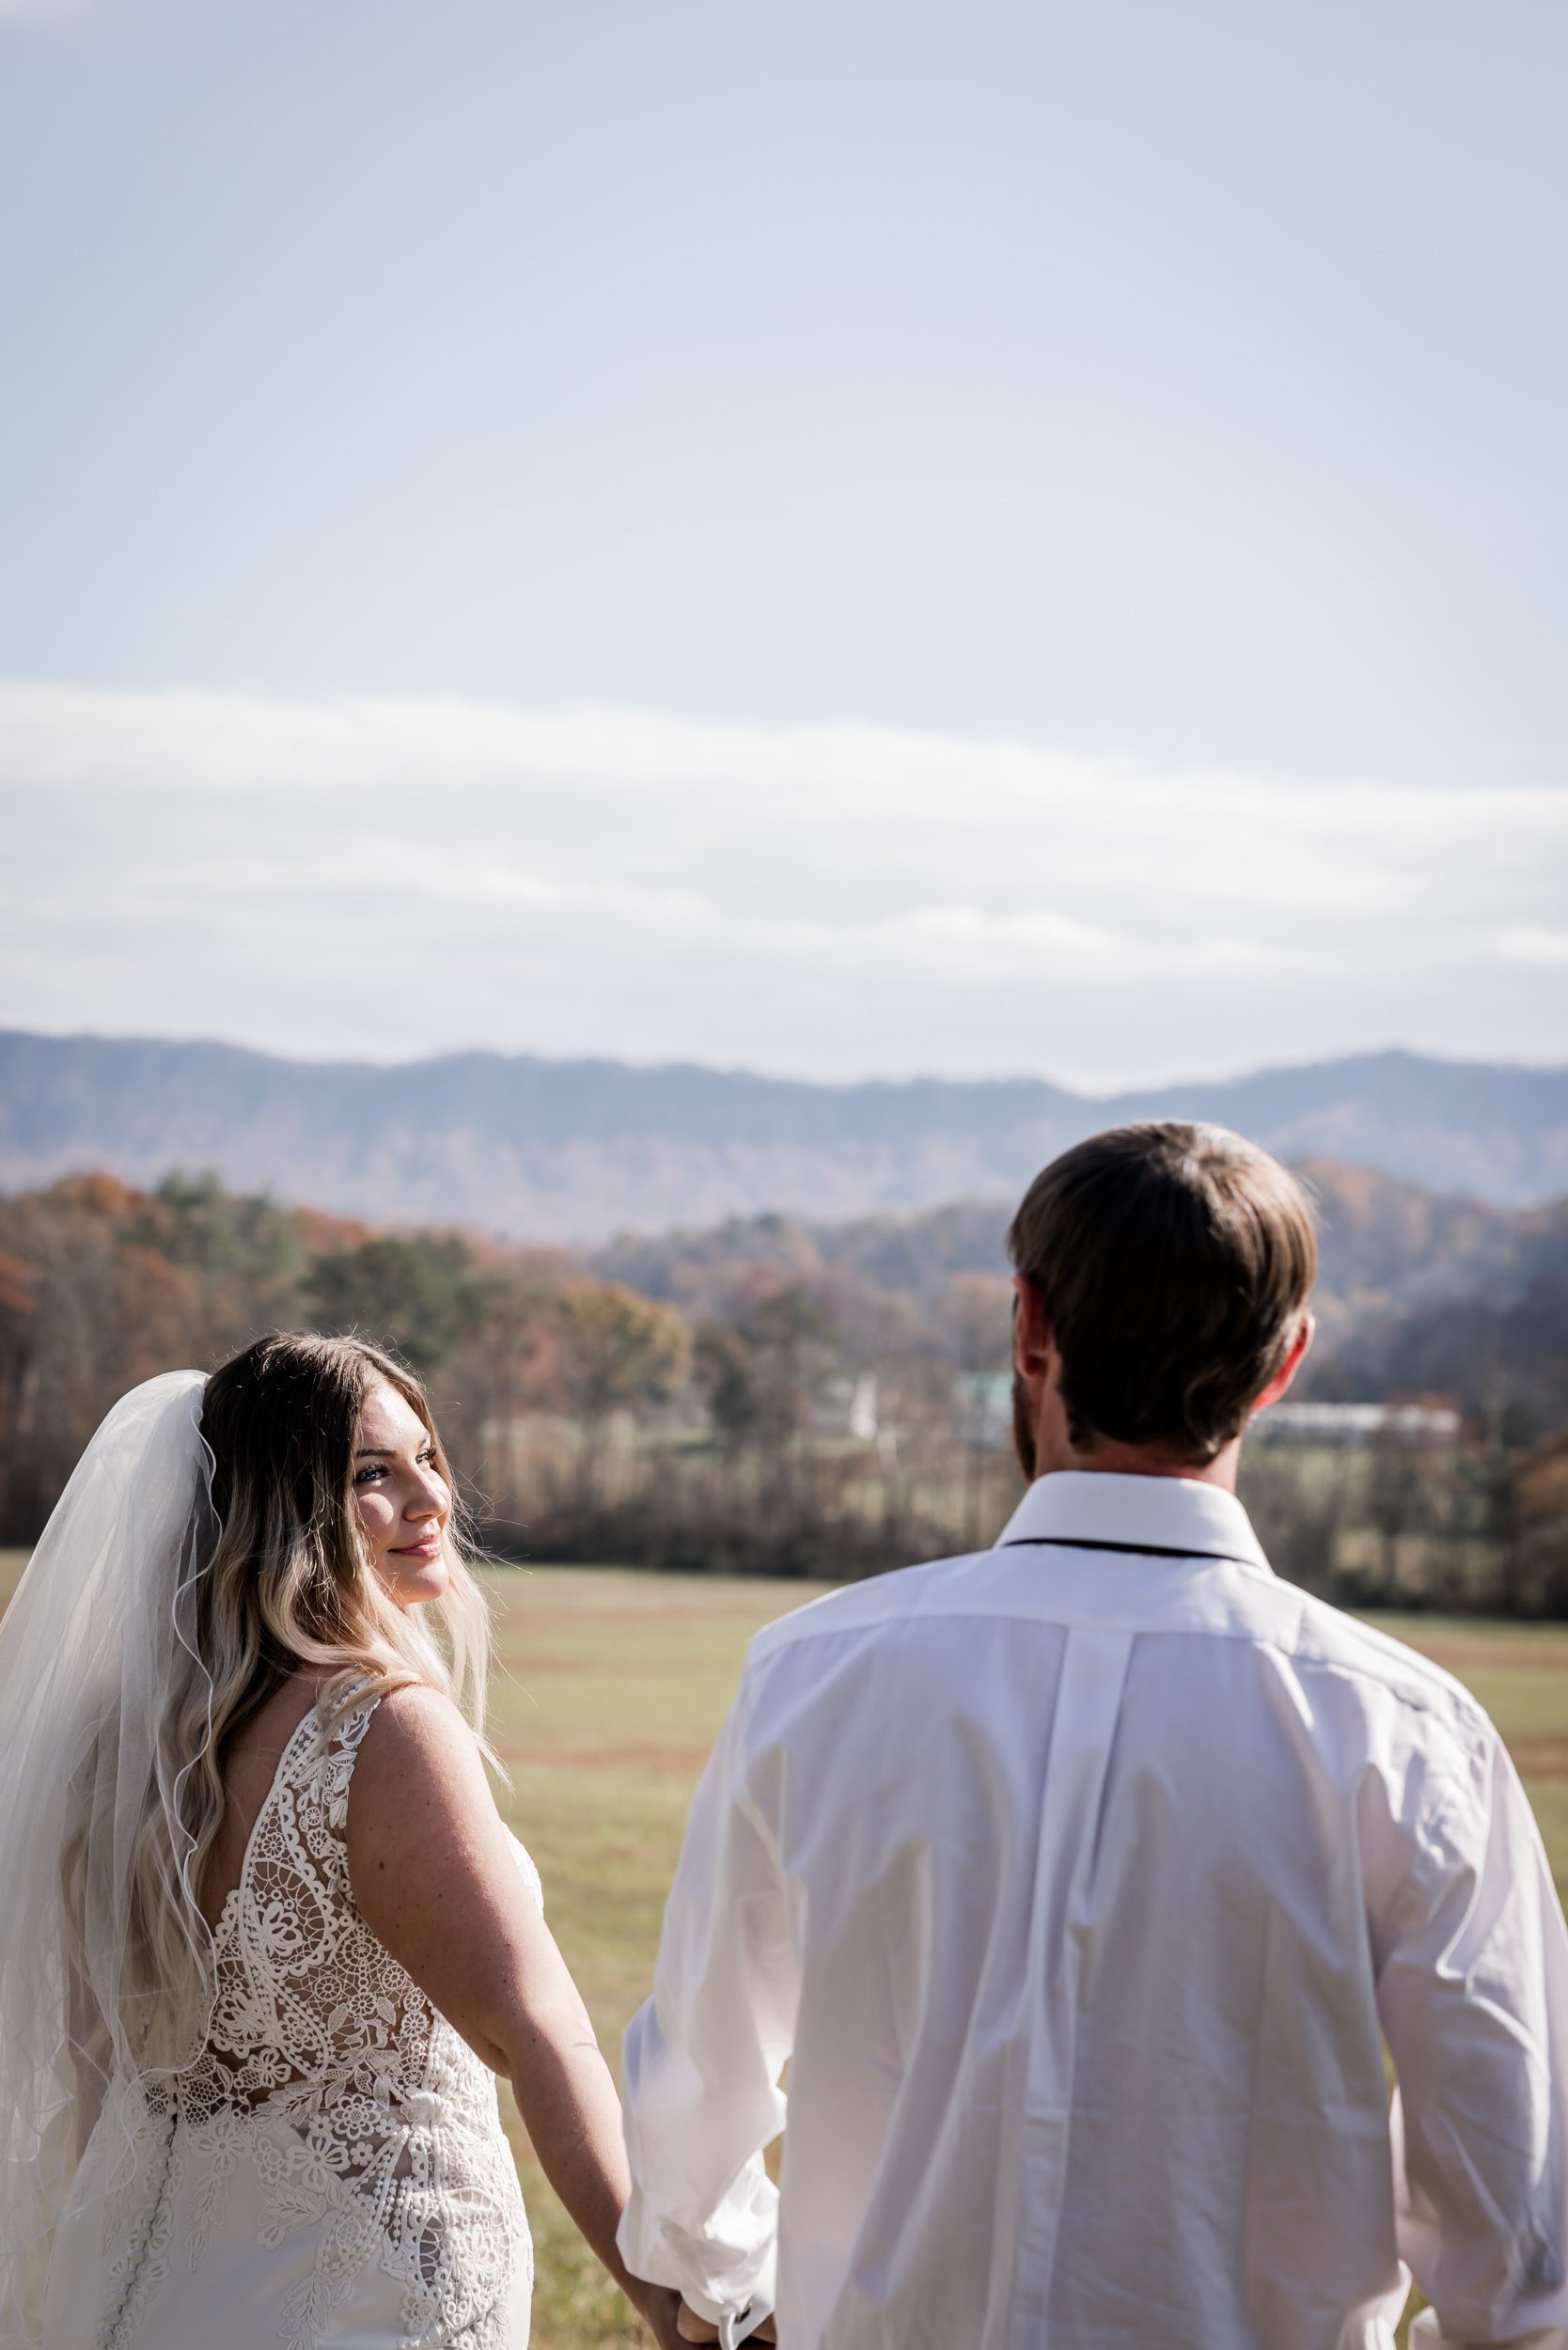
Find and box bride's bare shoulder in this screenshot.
[345,1687,525,2024]
[347,1682,493,1845]
[357,1678,477,1757]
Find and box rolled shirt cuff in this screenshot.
[679,2239,777,2331]
[616,2201,776,2333]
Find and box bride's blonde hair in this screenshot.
[69,1332,492,2072]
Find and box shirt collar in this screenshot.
[996,1469,1272,1574]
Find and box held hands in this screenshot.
[624,2280,776,2348]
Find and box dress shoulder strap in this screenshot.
[324,1680,383,1755]
[291,1680,384,1850]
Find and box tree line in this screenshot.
[1,1169,1563,1610]
[0,1171,1020,1576]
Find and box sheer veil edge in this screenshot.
[0,1369,216,2346]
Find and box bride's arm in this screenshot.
[345,1684,682,2350]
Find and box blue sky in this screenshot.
[1,0,1564,1080]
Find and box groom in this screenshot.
[618,1123,1568,2348]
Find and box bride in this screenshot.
[0,1331,683,2350]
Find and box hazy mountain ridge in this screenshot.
[4,1029,1568,1241]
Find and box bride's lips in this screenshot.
[391,1532,444,1559]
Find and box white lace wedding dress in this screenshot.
[43,1692,537,2350]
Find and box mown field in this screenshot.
[2,1553,1564,2347]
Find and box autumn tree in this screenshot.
[138,1170,311,1359]
[693,1319,761,1441]
[0,1179,201,1538]
[306,1234,478,1373]
[548,1280,691,1519]
[435,1274,565,1535]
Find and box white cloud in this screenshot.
[1486,924,1568,968]
[1,682,1564,1081]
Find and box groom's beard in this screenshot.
[1011,1373,1036,1482]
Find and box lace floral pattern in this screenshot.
[98,1696,534,2350]
[96,2092,180,2349]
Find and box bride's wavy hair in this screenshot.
[67,1332,492,2073]
[196,1329,490,1735]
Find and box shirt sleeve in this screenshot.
[1379,1731,1568,2350]
[617,1662,798,2327]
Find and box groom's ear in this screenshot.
[1251,1310,1315,1417]
[1011,1273,1054,1380]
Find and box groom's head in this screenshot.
[1007,1122,1316,1479]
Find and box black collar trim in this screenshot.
[1001,1535,1259,1568]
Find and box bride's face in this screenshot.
[352,1381,452,1609]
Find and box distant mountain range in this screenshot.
[3,1029,1567,1242]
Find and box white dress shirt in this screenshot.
[619,1471,1568,2350]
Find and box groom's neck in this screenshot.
[1028,1393,1244,1492]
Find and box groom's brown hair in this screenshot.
[1008,1121,1316,1464]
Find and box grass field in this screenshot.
[2,1551,1564,2346]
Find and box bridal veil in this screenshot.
[0,1369,217,2344]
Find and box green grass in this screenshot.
[3,1551,1565,2346]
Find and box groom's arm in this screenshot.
[619,1667,798,2337]
[1380,1732,1568,2349]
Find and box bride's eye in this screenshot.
[353,1464,387,1486]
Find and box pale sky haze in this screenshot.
[1,0,1563,1082]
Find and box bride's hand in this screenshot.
[626,2281,687,2347]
